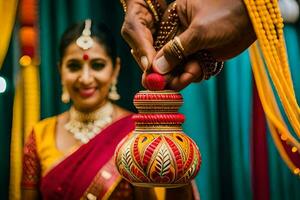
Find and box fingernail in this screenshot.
[140,56,149,70]
[154,56,170,74]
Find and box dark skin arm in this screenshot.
[121,0,159,70]
[121,0,256,90]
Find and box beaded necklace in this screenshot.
[65,102,113,144]
[244,0,300,175]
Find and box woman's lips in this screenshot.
[78,88,96,98]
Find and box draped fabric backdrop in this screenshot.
[0,1,299,199]
[0,0,19,197]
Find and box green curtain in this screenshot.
[181,51,252,200]
[1,1,300,199]
[0,26,20,199]
[0,43,14,200]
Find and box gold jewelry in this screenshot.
[164,36,185,63]
[120,0,127,12]
[145,0,161,22]
[65,101,114,144]
[174,36,184,53]
[192,50,224,80]
[108,80,120,101]
[76,19,94,50]
[61,85,70,103]
[154,2,179,50]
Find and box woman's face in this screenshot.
[60,41,119,112]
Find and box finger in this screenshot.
[121,4,157,70]
[167,60,203,91]
[132,58,148,89]
[141,71,148,89]
[130,49,144,71]
[122,22,155,70]
[130,49,150,72]
[154,24,207,73]
[154,1,225,75]
[152,39,180,74]
[152,31,187,74]
[151,3,182,74]
[168,72,195,91]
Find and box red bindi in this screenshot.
[83,54,89,60]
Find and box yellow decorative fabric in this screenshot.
[9,77,23,200]
[0,0,18,69]
[10,63,41,199]
[31,116,64,175]
[23,64,41,138]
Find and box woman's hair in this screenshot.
[59,21,117,66]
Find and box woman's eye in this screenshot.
[91,62,105,70]
[67,62,81,71]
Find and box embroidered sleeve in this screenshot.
[21,130,41,189]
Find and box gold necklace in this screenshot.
[65,102,114,144]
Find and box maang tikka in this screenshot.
[76,19,94,50]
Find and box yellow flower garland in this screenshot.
[244,0,300,175]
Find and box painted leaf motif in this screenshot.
[122,145,133,170]
[187,156,198,178]
[155,144,171,176]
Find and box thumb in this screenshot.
[152,26,204,74]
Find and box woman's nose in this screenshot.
[79,66,93,84]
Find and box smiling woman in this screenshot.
[20,20,138,200]
[20,19,198,200]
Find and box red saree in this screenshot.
[40,115,134,200]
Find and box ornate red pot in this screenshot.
[115,90,201,187]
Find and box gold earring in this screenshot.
[108,80,120,101]
[61,85,70,103]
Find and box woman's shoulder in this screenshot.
[30,115,60,141]
[33,116,57,130]
[24,116,58,146]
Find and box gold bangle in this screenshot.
[144,0,161,22]
[189,50,224,80]
[170,36,185,61]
